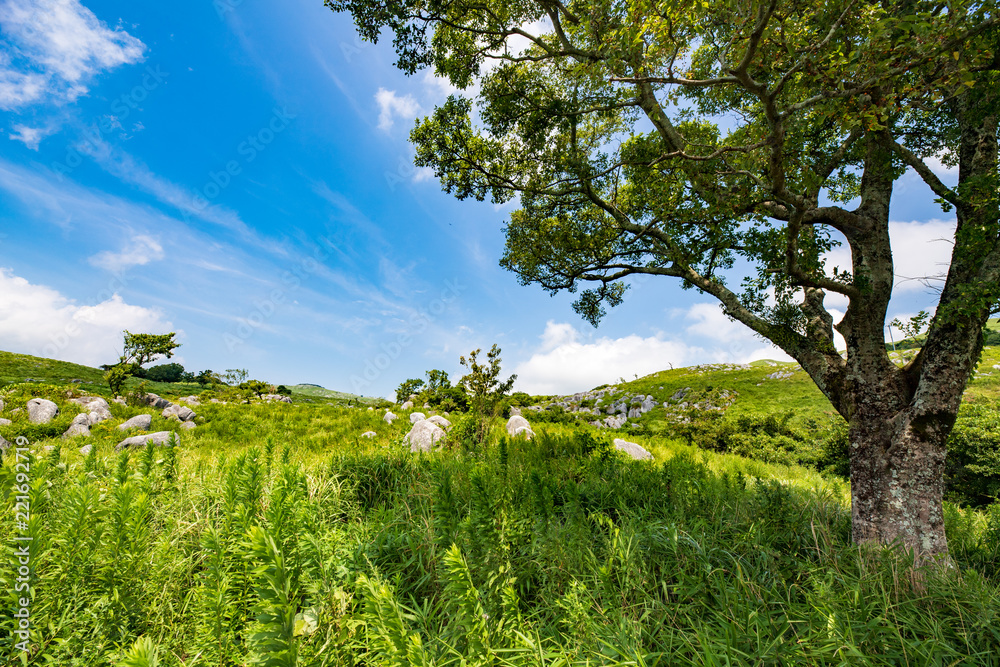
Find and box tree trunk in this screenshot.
[849,410,951,559]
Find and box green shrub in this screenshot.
[946,402,1000,507]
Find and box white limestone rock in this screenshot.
[426,415,451,431]
[406,420,446,453]
[162,404,196,422]
[410,412,426,424]
[118,414,153,431]
[27,398,59,424]
[116,431,178,450]
[612,438,653,460]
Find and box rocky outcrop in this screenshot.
[410,412,426,424]
[612,438,653,460]
[162,405,196,422]
[263,394,292,404]
[144,393,172,409]
[406,420,446,452]
[118,414,153,431]
[116,431,178,450]
[27,398,59,424]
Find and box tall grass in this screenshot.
[0,402,996,665]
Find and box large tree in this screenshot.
[327,0,999,559]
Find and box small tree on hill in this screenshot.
[459,345,516,448]
[104,330,181,395]
[224,369,249,386]
[396,378,425,403]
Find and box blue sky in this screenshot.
[0,0,957,398]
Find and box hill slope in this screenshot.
[0,350,374,403]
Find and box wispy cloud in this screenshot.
[8,123,53,149]
[0,0,145,110]
[89,234,164,272]
[375,88,420,131]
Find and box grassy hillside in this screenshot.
[0,350,374,405]
[0,383,996,665]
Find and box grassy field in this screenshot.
[0,350,998,665]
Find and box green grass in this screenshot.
[0,348,999,664]
[0,381,997,665]
[0,350,376,406]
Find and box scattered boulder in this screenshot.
[0,418,9,426]
[63,420,91,439]
[162,405,196,422]
[116,431,178,450]
[410,412,426,424]
[70,396,110,412]
[628,407,642,419]
[612,438,653,460]
[367,407,374,412]
[0,434,10,451]
[144,393,172,409]
[179,422,196,431]
[0,398,5,412]
[263,394,292,404]
[406,420,446,452]
[641,397,657,413]
[603,415,626,429]
[401,401,414,410]
[118,414,153,431]
[670,388,690,402]
[361,431,377,438]
[89,405,113,423]
[79,444,93,456]
[178,395,201,406]
[426,415,451,431]
[113,397,127,406]
[506,415,535,440]
[509,407,522,416]
[27,398,59,424]
[383,411,397,424]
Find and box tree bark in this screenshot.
[849,409,950,558]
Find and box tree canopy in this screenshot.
[327,0,1000,560]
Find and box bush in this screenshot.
[145,363,186,383]
[946,403,1000,507]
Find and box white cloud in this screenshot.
[825,218,956,293]
[513,320,705,394]
[375,88,420,131]
[0,0,145,109]
[8,123,51,149]
[422,70,457,99]
[683,303,795,361]
[88,234,164,272]
[0,267,174,367]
